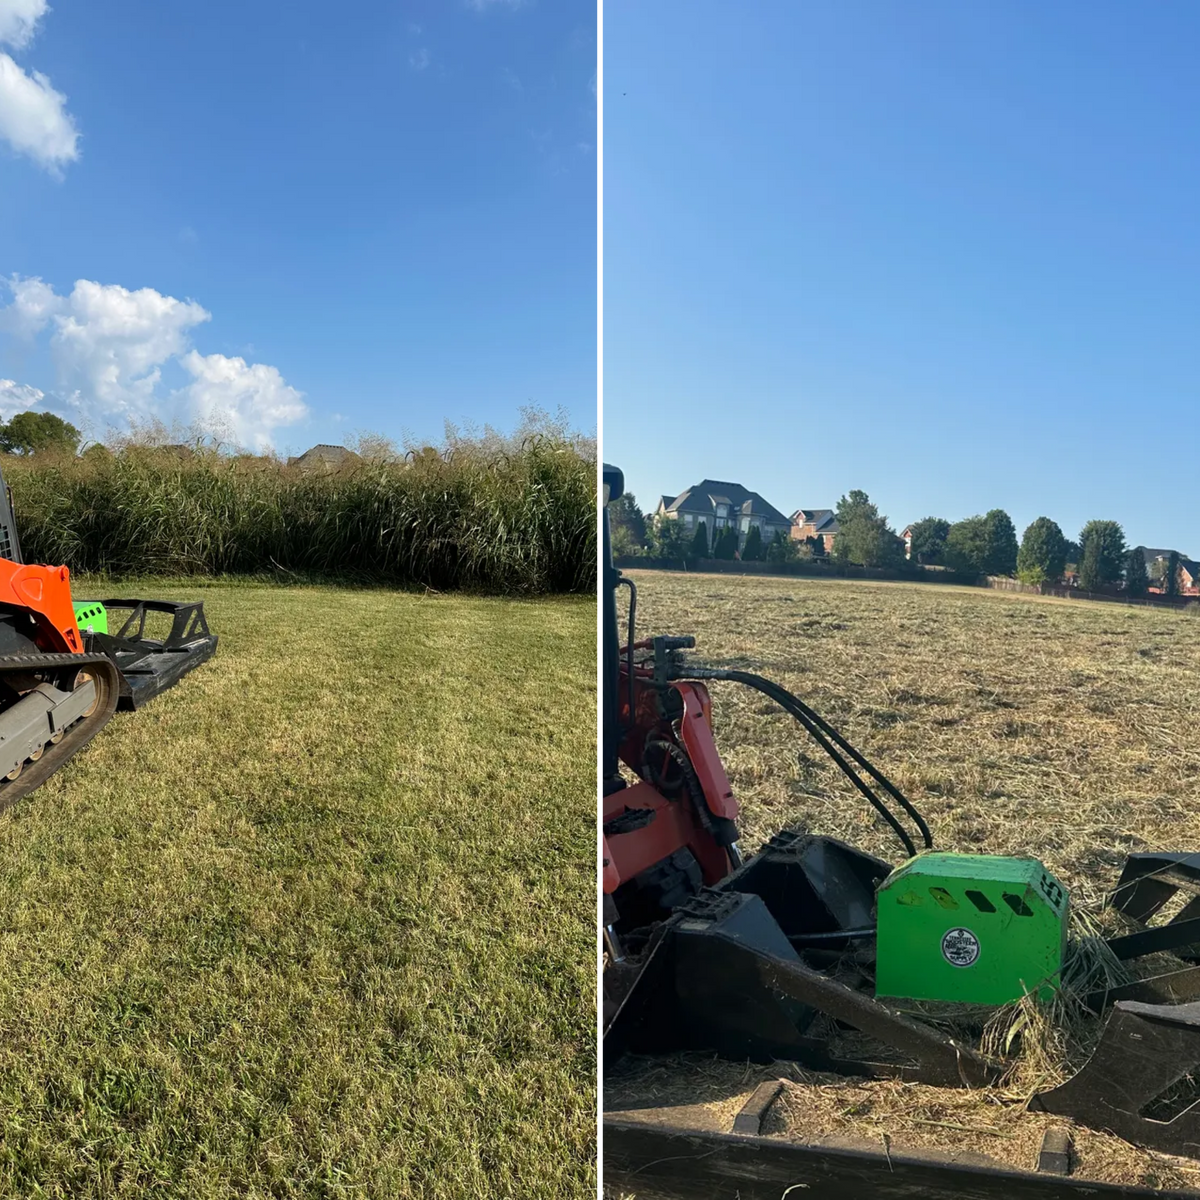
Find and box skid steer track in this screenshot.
[0,653,121,813]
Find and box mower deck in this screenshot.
[90,599,218,709]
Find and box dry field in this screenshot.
[609,568,1200,1191]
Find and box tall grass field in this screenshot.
[4,439,594,595]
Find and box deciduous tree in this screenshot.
[944,515,989,575]
[1016,517,1068,585]
[0,410,81,456]
[1078,520,1126,591]
[831,490,904,567]
[907,517,950,564]
[1125,547,1149,597]
[982,509,1019,576]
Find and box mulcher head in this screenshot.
[83,599,218,709]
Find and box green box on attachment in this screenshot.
[72,601,108,635]
[874,852,1069,1005]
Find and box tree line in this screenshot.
[611,490,1171,595]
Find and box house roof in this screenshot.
[666,479,790,526]
[286,444,361,469]
[1137,546,1192,566]
[658,495,676,511]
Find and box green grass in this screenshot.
[0,582,596,1198]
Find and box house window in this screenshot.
[716,504,728,518]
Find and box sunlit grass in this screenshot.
[0,582,596,1199]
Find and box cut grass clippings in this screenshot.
[0,582,596,1199]
[609,569,1200,1190]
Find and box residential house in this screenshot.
[900,525,913,560]
[1137,546,1200,595]
[286,444,362,472]
[790,508,839,553]
[655,480,791,551]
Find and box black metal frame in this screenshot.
[89,599,217,709]
[604,1118,1199,1200]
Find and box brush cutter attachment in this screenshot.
[1027,853,1200,1151]
[85,599,218,709]
[607,831,1002,1087]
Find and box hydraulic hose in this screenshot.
[669,665,932,858]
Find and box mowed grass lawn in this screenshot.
[0,583,596,1199]
[625,569,1200,896]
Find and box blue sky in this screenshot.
[0,0,595,454]
[605,1,1200,553]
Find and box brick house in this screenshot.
[1139,547,1200,595]
[790,508,839,553]
[655,480,791,551]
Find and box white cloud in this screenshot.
[409,47,430,71]
[51,279,210,414]
[0,274,61,338]
[0,377,43,418]
[177,351,307,451]
[0,51,78,170]
[0,277,307,448]
[0,0,47,51]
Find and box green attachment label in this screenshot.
[72,601,108,635]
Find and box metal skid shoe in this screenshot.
[605,832,1000,1088]
[89,600,218,709]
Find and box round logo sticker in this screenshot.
[941,927,980,968]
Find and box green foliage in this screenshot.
[610,524,642,558]
[6,438,594,595]
[767,531,806,565]
[1016,517,1067,585]
[944,515,989,575]
[690,520,709,558]
[712,525,739,560]
[1063,539,1081,566]
[743,524,764,561]
[982,509,1019,576]
[0,410,81,456]
[1125,548,1149,597]
[907,517,950,564]
[1078,520,1126,591]
[1166,550,1181,597]
[831,490,903,567]
[609,493,646,550]
[809,534,825,558]
[1078,539,1102,592]
[646,514,689,559]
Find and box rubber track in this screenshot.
[0,653,121,813]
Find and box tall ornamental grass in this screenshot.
[3,440,596,595]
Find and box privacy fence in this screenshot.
[614,556,972,586]
[617,558,1200,610]
[5,442,596,595]
[983,576,1199,609]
